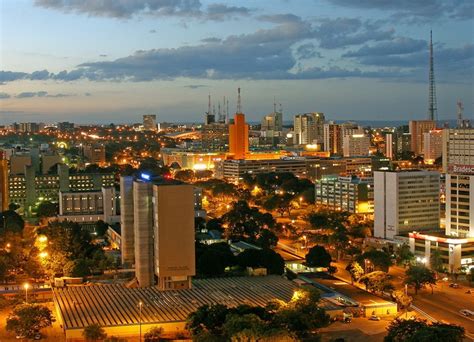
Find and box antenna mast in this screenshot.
[428,30,438,122]
[237,87,242,113]
[457,99,464,128]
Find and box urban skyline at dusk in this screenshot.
[1,0,473,123]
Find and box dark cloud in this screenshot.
[184,84,208,89]
[296,43,322,59]
[0,71,29,82]
[343,37,426,57]
[84,92,92,96]
[200,37,221,43]
[149,29,157,33]
[205,3,252,21]
[99,54,108,57]
[0,92,11,99]
[314,18,394,49]
[34,0,253,21]
[15,91,73,98]
[327,0,473,21]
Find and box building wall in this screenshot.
[229,113,249,160]
[343,135,370,157]
[375,171,440,240]
[442,128,474,173]
[120,176,135,266]
[409,120,436,156]
[0,157,8,212]
[133,181,154,287]
[154,184,195,290]
[446,174,474,237]
[423,130,443,163]
[10,155,32,175]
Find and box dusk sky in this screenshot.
[0,0,473,124]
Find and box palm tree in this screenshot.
[83,324,107,341]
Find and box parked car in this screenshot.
[369,315,381,321]
[449,283,460,288]
[460,309,474,317]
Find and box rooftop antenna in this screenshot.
[273,97,277,113]
[457,99,464,127]
[279,103,282,113]
[218,101,221,120]
[207,93,211,114]
[226,99,230,123]
[237,87,242,113]
[428,30,438,122]
[213,104,216,116]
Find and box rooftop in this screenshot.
[53,276,296,330]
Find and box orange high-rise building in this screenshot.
[229,113,249,160]
[0,150,9,212]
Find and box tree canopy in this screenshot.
[305,245,332,268]
[6,303,55,338]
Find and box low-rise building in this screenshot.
[315,175,374,214]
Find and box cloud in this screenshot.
[99,54,108,57]
[200,37,221,43]
[184,84,208,89]
[149,29,157,33]
[84,92,92,96]
[0,92,11,99]
[34,0,253,21]
[313,18,394,49]
[296,43,322,59]
[343,37,426,57]
[327,0,473,21]
[15,91,73,98]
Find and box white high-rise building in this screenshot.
[374,170,440,240]
[423,129,443,164]
[443,128,474,237]
[143,114,157,131]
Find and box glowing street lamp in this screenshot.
[23,283,30,303]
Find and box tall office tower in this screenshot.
[261,102,283,132]
[143,114,158,131]
[0,150,8,212]
[120,176,135,266]
[204,94,215,125]
[423,129,443,164]
[409,120,436,156]
[120,174,196,289]
[83,143,106,165]
[394,125,411,159]
[228,89,249,160]
[443,128,474,237]
[385,133,394,160]
[293,112,325,146]
[323,122,342,155]
[374,170,440,240]
[340,122,364,153]
[343,134,370,157]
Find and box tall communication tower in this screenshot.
[237,87,242,113]
[428,30,438,122]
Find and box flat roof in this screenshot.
[53,276,296,330]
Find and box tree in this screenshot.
[174,169,195,182]
[263,194,294,216]
[222,313,265,339]
[392,290,412,318]
[346,261,364,284]
[395,244,414,267]
[83,324,107,341]
[255,229,278,249]
[385,319,465,342]
[429,248,445,273]
[405,265,436,295]
[144,327,164,341]
[359,271,394,294]
[186,304,229,336]
[36,201,58,218]
[305,245,332,268]
[6,303,55,338]
[196,242,235,277]
[0,210,24,233]
[357,250,393,272]
[222,201,275,240]
[236,249,285,275]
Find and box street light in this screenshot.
[138,301,143,342]
[23,283,29,303]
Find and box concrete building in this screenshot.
[143,114,157,131]
[409,120,436,156]
[315,175,374,214]
[120,176,135,266]
[443,128,474,238]
[423,129,443,164]
[8,164,115,211]
[409,232,474,273]
[200,124,228,151]
[57,187,117,223]
[0,151,8,211]
[228,113,249,160]
[385,133,394,160]
[343,134,370,157]
[120,174,195,289]
[83,143,106,165]
[261,111,283,132]
[216,157,308,182]
[10,154,32,175]
[41,153,61,174]
[323,122,342,155]
[374,170,440,240]
[293,112,325,147]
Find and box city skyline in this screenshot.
[0,0,473,123]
